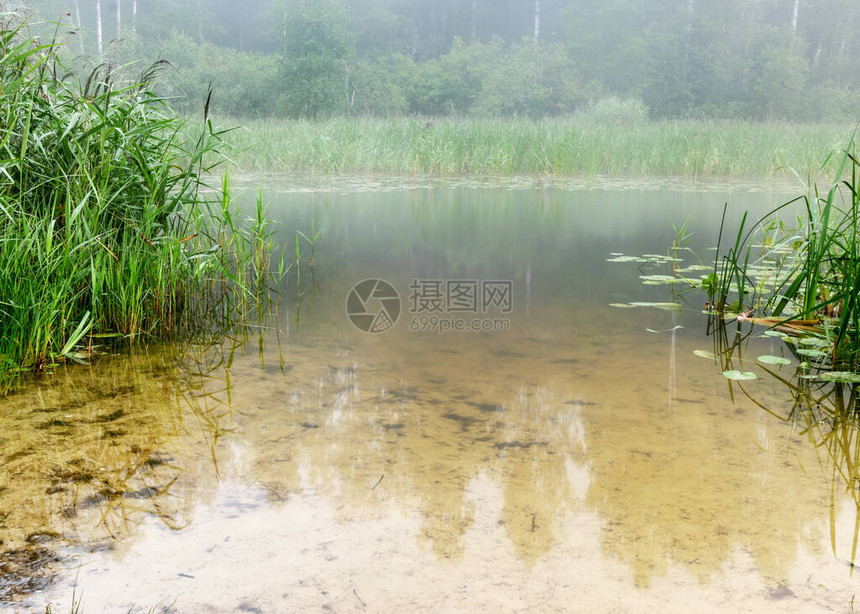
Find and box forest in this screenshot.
[14,0,860,121]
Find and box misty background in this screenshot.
[11,0,860,121]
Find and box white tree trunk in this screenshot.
[117,0,121,37]
[471,0,477,41]
[197,0,204,42]
[791,0,800,31]
[96,0,103,56]
[132,0,137,33]
[73,0,84,53]
[533,0,540,45]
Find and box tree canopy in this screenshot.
[17,0,860,120]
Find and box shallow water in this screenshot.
[3,177,860,612]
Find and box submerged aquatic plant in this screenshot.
[0,16,285,390]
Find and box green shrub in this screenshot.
[573,97,650,125]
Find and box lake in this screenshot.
[3,176,859,613]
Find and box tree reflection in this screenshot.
[10,307,859,603]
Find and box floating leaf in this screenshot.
[694,350,716,359]
[642,279,686,285]
[798,337,830,348]
[796,348,828,358]
[762,330,788,338]
[629,301,682,311]
[722,370,757,381]
[819,371,860,383]
[606,256,645,263]
[609,303,636,308]
[646,325,683,334]
[756,355,791,365]
[642,254,679,261]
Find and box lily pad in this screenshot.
[819,371,860,383]
[722,370,758,381]
[642,254,678,261]
[642,279,686,286]
[629,301,682,311]
[606,256,645,263]
[645,325,683,334]
[756,355,791,365]
[693,350,717,359]
[639,274,683,284]
[798,337,830,348]
[796,348,828,358]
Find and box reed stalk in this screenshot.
[0,18,282,391]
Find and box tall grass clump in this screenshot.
[221,115,852,178]
[0,17,282,389]
[702,134,860,372]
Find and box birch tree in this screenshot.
[96,0,103,56]
[73,0,84,53]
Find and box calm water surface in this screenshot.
[3,177,859,612]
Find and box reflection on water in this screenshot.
[707,316,860,575]
[3,179,860,612]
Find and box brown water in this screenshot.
[3,178,860,613]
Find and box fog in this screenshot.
[14,0,860,120]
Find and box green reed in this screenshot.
[704,134,860,371]
[211,116,852,178]
[0,19,283,389]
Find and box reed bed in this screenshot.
[0,20,282,390]
[700,135,860,373]
[215,116,853,178]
